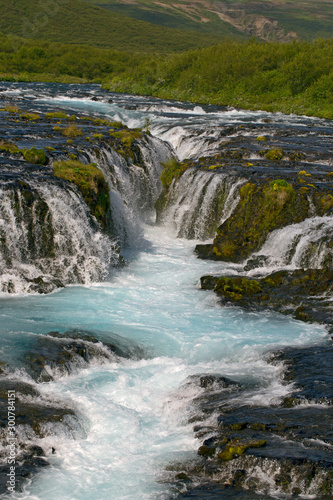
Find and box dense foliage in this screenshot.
[105,38,333,119]
[0,33,332,119]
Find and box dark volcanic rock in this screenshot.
[0,377,83,495]
[200,269,333,331]
[23,329,145,382]
[175,341,333,499]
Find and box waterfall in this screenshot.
[84,136,172,247]
[246,216,333,272]
[0,179,119,294]
[0,134,172,293]
[160,170,245,240]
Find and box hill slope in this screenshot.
[83,0,333,42]
[0,0,239,53]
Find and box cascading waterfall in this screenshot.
[0,179,118,294]
[247,216,333,273]
[160,169,245,240]
[0,82,332,500]
[84,136,172,247]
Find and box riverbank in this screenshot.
[0,34,332,119]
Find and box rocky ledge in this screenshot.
[173,342,333,498]
[201,269,333,334]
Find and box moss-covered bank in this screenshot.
[53,160,110,230]
[201,269,333,330]
[195,178,333,263]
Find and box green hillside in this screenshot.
[0,0,234,53]
[83,0,333,42]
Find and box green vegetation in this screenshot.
[0,0,230,53]
[266,148,284,161]
[218,439,266,461]
[0,32,332,119]
[160,158,187,192]
[209,179,310,262]
[3,103,20,113]
[104,38,333,119]
[0,140,46,164]
[214,276,262,302]
[20,112,40,121]
[46,112,69,119]
[53,160,110,228]
[22,148,46,165]
[83,0,333,42]
[61,124,83,138]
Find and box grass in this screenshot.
[0,0,231,53]
[83,0,333,41]
[53,159,110,228]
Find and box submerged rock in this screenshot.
[23,329,146,382]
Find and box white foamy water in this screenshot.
[0,82,331,499]
[1,225,326,500]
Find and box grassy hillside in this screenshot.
[0,0,230,53]
[83,0,333,42]
[0,33,332,120]
[104,38,333,119]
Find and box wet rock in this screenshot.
[175,342,333,498]
[200,269,333,329]
[23,329,146,381]
[0,377,83,494]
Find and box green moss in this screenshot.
[4,103,20,113]
[160,158,188,192]
[46,112,69,119]
[22,148,47,165]
[20,112,40,121]
[110,129,142,157]
[62,124,83,138]
[266,148,284,160]
[45,146,55,151]
[210,179,302,262]
[92,133,104,140]
[215,277,262,302]
[218,439,266,461]
[53,160,110,229]
[256,136,266,141]
[239,182,256,199]
[0,140,19,153]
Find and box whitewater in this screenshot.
[0,83,331,499]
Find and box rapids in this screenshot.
[0,82,331,499]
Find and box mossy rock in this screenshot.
[53,160,110,229]
[266,148,284,160]
[218,438,266,461]
[206,179,311,262]
[160,157,188,192]
[22,148,47,165]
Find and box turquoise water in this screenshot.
[0,82,329,499]
[1,225,326,500]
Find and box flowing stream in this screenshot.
[0,83,331,499]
